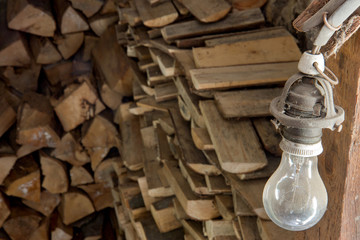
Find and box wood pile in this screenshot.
[0,0,303,239]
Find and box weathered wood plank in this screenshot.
[134,0,178,27]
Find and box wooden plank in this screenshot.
[154,81,178,102]
[205,175,231,194]
[176,0,231,23]
[200,101,267,174]
[193,32,301,68]
[215,195,235,221]
[181,220,206,240]
[190,62,298,91]
[157,52,180,77]
[230,0,267,10]
[191,126,214,151]
[150,197,182,233]
[237,154,280,180]
[233,190,255,217]
[204,220,237,240]
[134,0,178,27]
[179,160,212,195]
[162,160,220,220]
[238,216,261,240]
[214,88,283,119]
[161,8,265,41]
[146,65,171,86]
[172,198,189,220]
[170,107,221,175]
[257,218,295,240]
[252,118,282,156]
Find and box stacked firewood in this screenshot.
[107,0,303,240]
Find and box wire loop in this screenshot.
[313,62,339,85]
[323,12,342,31]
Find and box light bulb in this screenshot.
[263,151,328,231]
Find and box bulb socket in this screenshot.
[282,127,322,144]
[280,138,323,157]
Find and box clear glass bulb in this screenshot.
[263,152,328,231]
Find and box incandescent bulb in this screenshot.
[263,151,328,231]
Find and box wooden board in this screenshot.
[199,101,267,174]
[178,160,212,195]
[191,126,214,151]
[257,218,295,240]
[176,0,231,23]
[215,195,235,221]
[150,197,182,233]
[134,0,178,27]
[238,216,261,240]
[162,161,220,220]
[214,88,283,119]
[252,118,282,156]
[205,174,231,194]
[237,154,280,180]
[190,62,298,91]
[154,82,178,102]
[233,190,255,216]
[204,220,236,240]
[193,28,301,68]
[231,0,267,10]
[161,8,265,41]
[181,220,206,240]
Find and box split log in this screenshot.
[162,160,220,220]
[79,183,113,211]
[40,152,68,194]
[199,101,267,174]
[17,93,60,148]
[100,0,117,14]
[52,132,90,166]
[231,0,267,10]
[3,207,42,240]
[81,35,99,62]
[70,166,94,186]
[59,190,95,225]
[89,13,119,36]
[51,213,73,240]
[150,197,182,233]
[161,8,265,41]
[0,193,10,228]
[54,0,89,34]
[0,97,16,138]
[120,8,142,27]
[69,0,104,17]
[0,0,31,67]
[29,36,62,64]
[54,81,105,132]
[81,211,105,240]
[43,61,74,86]
[172,0,189,15]
[7,0,56,36]
[0,152,17,185]
[22,191,61,217]
[134,0,178,28]
[190,62,298,91]
[176,0,231,23]
[94,157,118,184]
[81,115,121,170]
[92,27,133,96]
[193,28,301,68]
[29,218,49,240]
[214,88,283,119]
[55,32,84,60]
[3,155,41,202]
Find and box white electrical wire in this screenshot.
[313,0,360,48]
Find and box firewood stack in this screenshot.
[0,0,303,239]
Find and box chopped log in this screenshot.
[181,220,206,240]
[0,193,10,228]
[150,197,182,233]
[0,0,31,67]
[3,207,42,240]
[59,190,95,225]
[51,213,73,240]
[138,176,160,210]
[204,220,237,240]
[179,160,212,195]
[81,115,121,170]
[94,157,118,184]
[81,211,105,240]
[7,0,56,36]
[29,218,49,240]
[257,218,295,240]
[154,82,178,102]
[0,153,17,185]
[4,155,41,202]
[161,8,265,41]
[92,27,133,96]
[22,191,61,217]
[214,195,235,221]
[0,97,16,138]
[55,32,84,59]
[120,8,142,27]
[253,118,282,156]
[100,0,117,14]
[170,107,221,176]
[238,216,261,240]
[69,0,104,17]
[43,61,73,86]
[172,0,189,15]
[193,29,301,68]
[54,0,89,34]
[199,101,267,174]
[134,0,178,28]
[231,0,267,10]
[54,81,105,132]
[99,81,123,110]
[190,62,297,91]
[79,183,113,211]
[40,152,68,194]
[52,132,90,166]
[29,36,62,64]
[205,175,231,194]
[162,160,220,220]
[81,35,99,62]
[215,88,283,119]
[70,166,94,186]
[237,154,280,180]
[176,0,231,23]
[89,13,119,36]
[191,126,214,151]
